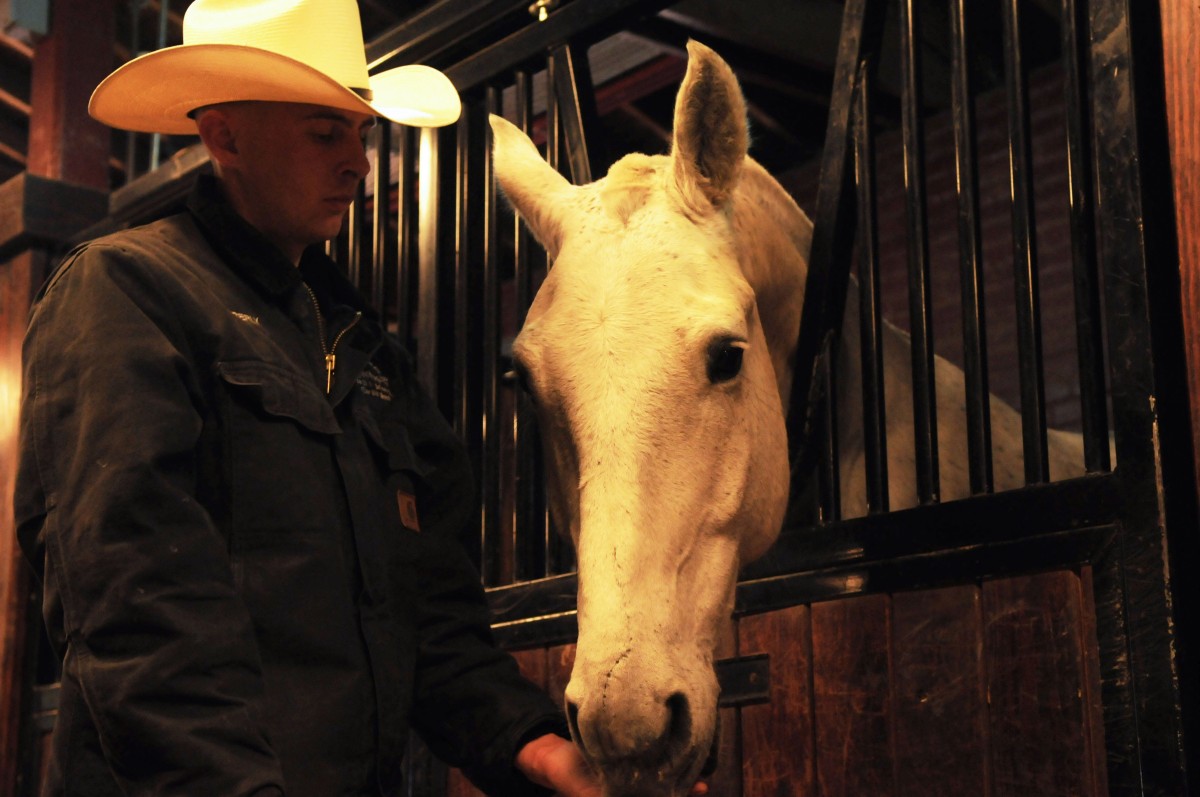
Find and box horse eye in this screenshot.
[506,361,536,401]
[707,340,745,383]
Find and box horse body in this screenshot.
[491,40,1085,796]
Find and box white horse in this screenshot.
[491,40,1085,796]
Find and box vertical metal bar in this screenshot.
[545,52,562,178]
[454,102,472,441]
[416,127,441,403]
[549,43,593,185]
[395,126,415,351]
[481,86,505,586]
[786,0,888,496]
[900,0,940,505]
[541,52,564,575]
[453,101,484,573]
[347,181,366,290]
[511,70,547,581]
[1002,0,1050,484]
[1062,0,1111,473]
[949,0,993,494]
[817,336,841,524]
[853,63,888,515]
[371,119,392,314]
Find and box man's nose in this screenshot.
[346,138,371,180]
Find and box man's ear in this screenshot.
[196,107,239,168]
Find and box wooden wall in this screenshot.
[0,5,112,793]
[447,570,1106,797]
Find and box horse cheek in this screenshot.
[736,345,790,564]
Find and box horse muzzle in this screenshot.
[564,650,716,796]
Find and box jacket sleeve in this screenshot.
[390,344,569,796]
[14,245,286,796]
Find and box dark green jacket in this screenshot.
[14,176,562,796]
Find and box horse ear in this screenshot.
[490,114,574,260]
[670,40,749,213]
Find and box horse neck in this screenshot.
[730,158,813,409]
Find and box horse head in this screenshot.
[492,41,811,795]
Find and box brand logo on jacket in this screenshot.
[357,362,393,401]
[397,491,421,532]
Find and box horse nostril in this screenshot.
[566,700,583,747]
[665,692,692,751]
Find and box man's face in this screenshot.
[220,101,375,260]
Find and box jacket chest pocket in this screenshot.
[216,360,343,537]
[357,406,429,540]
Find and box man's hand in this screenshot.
[515,734,709,796]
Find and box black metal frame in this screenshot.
[366,0,1193,792]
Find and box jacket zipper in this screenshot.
[303,283,363,395]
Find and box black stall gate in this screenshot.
[350,1,1195,795]
[27,0,1193,795]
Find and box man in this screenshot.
[11,1,631,794]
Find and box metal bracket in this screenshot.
[715,653,771,708]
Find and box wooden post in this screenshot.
[1161,0,1200,504]
[0,2,114,792]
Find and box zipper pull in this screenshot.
[325,353,336,395]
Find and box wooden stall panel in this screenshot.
[739,604,815,797]
[983,571,1098,797]
[892,585,988,797]
[811,593,893,797]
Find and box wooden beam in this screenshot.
[1162,0,1200,512]
[1,4,115,793]
[0,173,108,261]
[25,2,114,187]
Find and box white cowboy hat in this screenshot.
[89,0,462,134]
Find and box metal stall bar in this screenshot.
[510,69,549,581]
[453,105,472,441]
[541,47,577,576]
[416,127,443,404]
[394,125,416,353]
[853,62,888,515]
[445,0,676,91]
[370,120,392,314]
[899,0,939,505]
[817,344,842,522]
[1001,0,1050,483]
[949,0,993,494]
[366,0,532,72]
[1061,0,1111,473]
[539,49,560,575]
[550,43,599,185]
[347,181,367,289]
[480,86,506,586]
[786,0,888,518]
[453,102,476,507]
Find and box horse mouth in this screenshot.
[568,691,711,797]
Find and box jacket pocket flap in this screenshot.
[358,408,427,476]
[217,360,340,434]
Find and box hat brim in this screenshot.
[89,44,461,135]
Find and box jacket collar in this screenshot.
[186,173,302,300]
